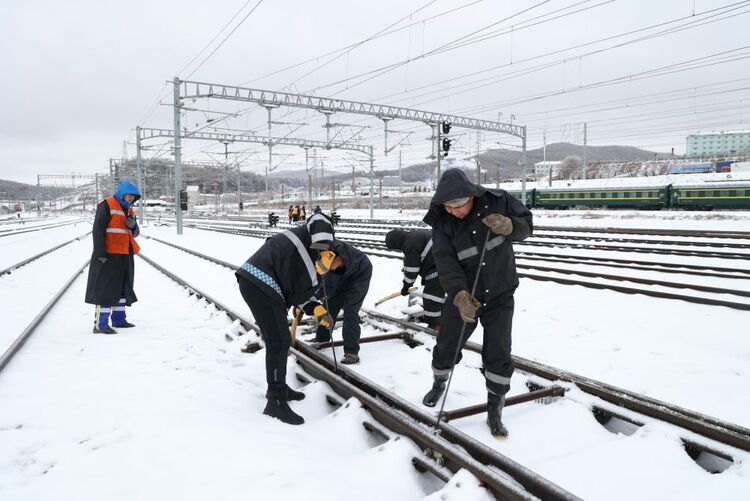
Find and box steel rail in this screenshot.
[138,235,750,453]
[0,219,87,238]
[179,220,750,276]
[152,227,750,309]
[360,309,750,454]
[0,261,89,373]
[0,232,91,277]
[137,251,579,500]
[181,220,750,260]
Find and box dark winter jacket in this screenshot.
[85,181,141,306]
[423,169,533,300]
[384,229,436,287]
[236,213,335,314]
[318,240,372,295]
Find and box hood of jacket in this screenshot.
[114,180,141,210]
[384,229,408,250]
[423,169,485,225]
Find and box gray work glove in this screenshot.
[482,213,512,236]
[96,257,107,264]
[125,216,137,230]
[453,290,481,323]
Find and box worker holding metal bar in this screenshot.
[85,180,141,334]
[235,213,336,425]
[422,169,533,437]
[313,240,372,365]
[384,229,444,330]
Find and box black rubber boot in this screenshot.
[112,321,135,328]
[422,375,448,407]
[487,393,508,438]
[93,326,117,334]
[263,398,305,425]
[285,385,305,401]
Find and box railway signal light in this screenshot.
[441,138,452,157]
[441,120,452,134]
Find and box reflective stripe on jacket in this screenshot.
[104,197,140,255]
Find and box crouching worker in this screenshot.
[384,229,444,330]
[422,169,532,437]
[85,180,141,334]
[236,213,336,425]
[314,240,372,364]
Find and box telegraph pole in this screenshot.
[135,126,144,221]
[521,129,528,206]
[173,77,183,235]
[475,132,481,184]
[582,122,588,180]
[369,149,374,219]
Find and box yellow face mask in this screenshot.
[315,250,337,275]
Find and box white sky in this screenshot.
[2,0,749,184]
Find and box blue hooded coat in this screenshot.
[85,181,141,306]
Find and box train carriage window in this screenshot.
[699,191,706,197]
[635,191,641,198]
[714,190,721,197]
[720,190,729,197]
[623,192,630,199]
[600,192,606,198]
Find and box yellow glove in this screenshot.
[313,305,334,329]
[315,250,337,275]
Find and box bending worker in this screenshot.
[384,229,444,330]
[314,240,372,365]
[85,180,141,334]
[236,213,336,425]
[421,168,532,438]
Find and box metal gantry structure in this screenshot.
[138,125,374,234]
[154,77,527,233]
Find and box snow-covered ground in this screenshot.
[1,213,749,499]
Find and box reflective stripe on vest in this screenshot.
[104,197,140,255]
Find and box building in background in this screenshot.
[534,160,562,177]
[686,130,750,157]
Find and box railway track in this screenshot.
[136,236,750,465]
[178,218,750,260]
[0,218,88,238]
[0,233,91,276]
[161,225,750,311]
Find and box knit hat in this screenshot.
[306,212,335,249]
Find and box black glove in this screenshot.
[400,283,411,296]
[96,257,107,264]
[125,216,137,230]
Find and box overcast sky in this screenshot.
[2,0,748,184]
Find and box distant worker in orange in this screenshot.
[85,180,141,334]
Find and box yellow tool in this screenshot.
[374,287,417,306]
[289,307,303,347]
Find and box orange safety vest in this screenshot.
[104,197,140,255]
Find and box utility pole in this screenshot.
[173,77,183,235]
[332,180,336,213]
[368,151,374,219]
[237,165,242,212]
[475,132,481,184]
[222,141,229,212]
[36,175,41,215]
[582,122,587,180]
[435,124,442,180]
[398,149,403,209]
[521,129,528,206]
[135,126,144,221]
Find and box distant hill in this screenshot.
[317,142,669,183]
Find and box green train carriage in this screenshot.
[671,183,750,210]
[532,186,670,209]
